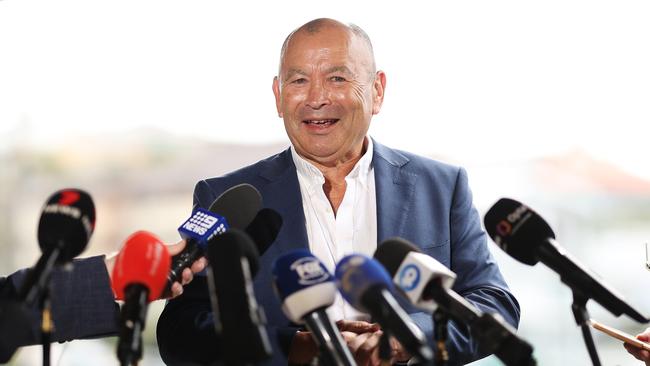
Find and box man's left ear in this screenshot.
[372,71,386,115]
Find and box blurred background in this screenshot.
[1,0,649,365]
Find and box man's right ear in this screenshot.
[272,76,283,118]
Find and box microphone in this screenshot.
[335,254,434,364]
[165,183,261,293]
[18,188,96,305]
[272,249,355,366]
[111,231,171,366]
[205,228,272,365]
[374,238,536,366]
[484,198,648,322]
[245,208,283,256]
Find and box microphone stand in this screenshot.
[40,285,53,366]
[379,328,392,366]
[433,309,449,366]
[570,291,601,366]
[304,310,355,366]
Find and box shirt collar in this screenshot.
[291,136,374,186]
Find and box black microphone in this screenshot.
[272,249,355,366]
[165,183,262,294]
[375,238,536,366]
[335,254,434,364]
[206,228,272,365]
[484,198,647,322]
[245,207,282,256]
[18,189,96,305]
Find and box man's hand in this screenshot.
[337,319,380,334]
[287,330,319,364]
[104,239,207,299]
[624,327,650,365]
[338,320,410,366]
[288,321,379,364]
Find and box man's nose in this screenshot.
[305,80,330,109]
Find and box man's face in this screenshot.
[273,26,385,166]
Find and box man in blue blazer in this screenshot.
[157,18,519,365]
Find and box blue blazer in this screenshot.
[0,256,119,362]
[157,140,520,365]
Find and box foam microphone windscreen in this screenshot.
[208,183,262,230]
[37,188,95,262]
[335,254,395,312]
[483,198,556,265]
[271,249,336,323]
[206,229,269,363]
[373,237,421,277]
[112,231,171,301]
[207,228,260,278]
[245,208,282,256]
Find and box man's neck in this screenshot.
[306,140,368,215]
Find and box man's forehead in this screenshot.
[282,33,369,65]
[286,27,352,53]
[277,19,376,78]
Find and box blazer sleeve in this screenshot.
[157,179,298,365]
[1,256,119,349]
[409,168,521,365]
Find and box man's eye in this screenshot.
[291,78,307,84]
[330,76,346,82]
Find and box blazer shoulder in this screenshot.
[193,148,292,207]
[378,144,463,183]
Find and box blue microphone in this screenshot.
[335,254,434,364]
[272,249,355,366]
[164,183,262,296]
[166,207,228,289]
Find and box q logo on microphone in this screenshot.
[398,264,420,291]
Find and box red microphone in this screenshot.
[111,231,171,366]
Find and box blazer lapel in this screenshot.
[373,140,418,243]
[256,141,418,253]
[257,148,309,255]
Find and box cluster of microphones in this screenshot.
[1,185,648,366]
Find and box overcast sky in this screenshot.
[1,0,649,178]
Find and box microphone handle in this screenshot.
[538,238,647,322]
[424,282,481,324]
[18,246,61,305]
[363,287,434,363]
[427,284,536,366]
[117,284,149,366]
[303,309,355,366]
[163,239,203,297]
[472,313,536,366]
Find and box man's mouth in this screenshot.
[302,119,339,126]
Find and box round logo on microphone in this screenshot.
[398,264,420,291]
[291,257,331,285]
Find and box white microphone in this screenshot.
[374,237,536,366]
[392,250,456,313]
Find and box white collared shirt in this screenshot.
[291,137,377,321]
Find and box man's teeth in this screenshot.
[305,119,336,124]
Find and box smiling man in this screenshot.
[157,18,520,366]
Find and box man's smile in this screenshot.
[302,119,340,126]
